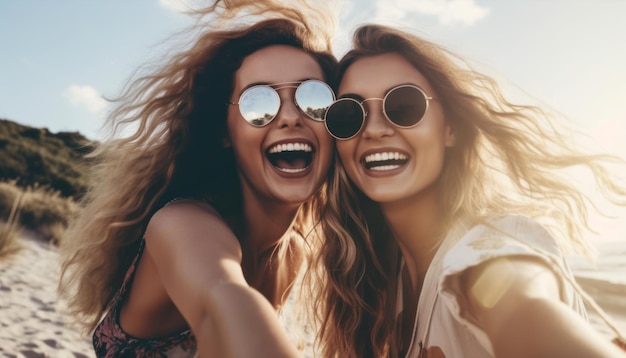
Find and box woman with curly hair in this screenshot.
[58,1,337,357]
[315,23,626,357]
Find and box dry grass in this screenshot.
[0,221,23,259]
[0,180,78,250]
[0,185,24,258]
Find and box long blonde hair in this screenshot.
[58,0,337,333]
[313,23,626,357]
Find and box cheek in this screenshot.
[336,141,357,170]
[312,123,334,151]
[228,121,263,159]
[309,123,334,165]
[228,110,257,139]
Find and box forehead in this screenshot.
[235,45,325,89]
[338,53,434,97]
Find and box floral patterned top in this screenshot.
[92,240,197,358]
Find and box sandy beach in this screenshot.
[1,235,625,357]
[0,235,93,358]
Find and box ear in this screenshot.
[444,123,456,147]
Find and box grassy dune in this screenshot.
[0,181,78,256]
[0,118,88,257]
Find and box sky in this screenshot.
[1,0,625,243]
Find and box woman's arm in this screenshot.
[144,199,301,358]
[463,257,626,358]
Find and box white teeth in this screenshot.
[370,165,401,171]
[277,167,307,173]
[364,152,407,163]
[268,142,312,154]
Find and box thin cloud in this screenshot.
[158,0,200,13]
[374,0,490,26]
[159,0,185,13]
[63,85,107,115]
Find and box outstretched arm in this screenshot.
[463,257,626,358]
[144,199,301,358]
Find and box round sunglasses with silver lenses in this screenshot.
[231,80,335,127]
[324,84,434,140]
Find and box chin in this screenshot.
[362,188,408,204]
[273,189,314,205]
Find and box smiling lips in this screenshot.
[266,141,314,173]
[363,151,408,171]
[266,144,409,174]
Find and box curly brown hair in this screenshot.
[58,0,338,334]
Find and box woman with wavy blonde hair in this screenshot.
[58,1,338,357]
[314,24,626,357]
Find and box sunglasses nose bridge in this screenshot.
[360,98,395,138]
[273,89,304,126]
[360,97,384,119]
[362,97,391,122]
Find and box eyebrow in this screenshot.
[337,93,364,101]
[338,82,424,100]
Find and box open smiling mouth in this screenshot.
[363,152,408,171]
[266,142,313,173]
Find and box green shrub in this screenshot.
[0,118,95,198]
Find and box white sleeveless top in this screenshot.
[398,214,588,358]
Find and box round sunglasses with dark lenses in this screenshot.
[324,84,434,140]
[230,80,335,127]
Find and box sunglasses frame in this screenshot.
[324,84,435,140]
[229,79,335,127]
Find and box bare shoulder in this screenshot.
[465,257,560,297]
[150,198,222,226]
[462,256,561,326]
[125,199,248,337]
[145,199,242,263]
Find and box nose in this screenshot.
[273,91,303,128]
[362,100,394,139]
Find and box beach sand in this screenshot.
[0,235,93,358]
[1,235,625,357]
